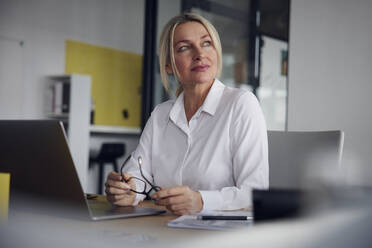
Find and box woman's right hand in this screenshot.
[105,172,136,206]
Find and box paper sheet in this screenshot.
[168,210,253,231]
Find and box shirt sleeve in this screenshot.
[199,91,269,210]
[122,110,155,205]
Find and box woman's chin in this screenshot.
[191,76,215,86]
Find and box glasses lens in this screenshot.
[128,177,146,194]
[147,187,159,197]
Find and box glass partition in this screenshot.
[153,0,290,130]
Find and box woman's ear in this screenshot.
[166,64,173,74]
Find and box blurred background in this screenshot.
[1,1,372,247]
[0,0,371,195]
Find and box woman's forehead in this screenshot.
[173,21,210,43]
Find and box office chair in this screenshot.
[268,130,344,190]
[89,143,125,194]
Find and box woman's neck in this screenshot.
[183,81,213,122]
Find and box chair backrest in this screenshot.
[268,130,344,189]
[97,143,125,161]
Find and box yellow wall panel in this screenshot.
[65,40,142,128]
[0,172,10,220]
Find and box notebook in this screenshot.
[0,120,165,221]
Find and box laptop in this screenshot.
[0,120,165,221]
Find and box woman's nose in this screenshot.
[193,46,205,60]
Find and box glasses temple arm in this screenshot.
[120,155,132,182]
[138,163,155,187]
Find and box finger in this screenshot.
[167,205,191,216]
[106,179,131,190]
[152,186,188,200]
[165,203,189,212]
[105,186,129,195]
[107,171,122,181]
[123,176,137,191]
[107,193,127,202]
[155,195,185,206]
[122,173,133,181]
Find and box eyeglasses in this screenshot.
[120,155,161,198]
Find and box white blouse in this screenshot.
[124,79,269,210]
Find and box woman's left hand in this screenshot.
[151,186,203,215]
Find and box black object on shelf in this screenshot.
[122,109,129,119]
[62,83,70,113]
[89,143,125,194]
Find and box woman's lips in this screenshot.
[191,64,209,72]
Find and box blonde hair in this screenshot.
[158,13,222,97]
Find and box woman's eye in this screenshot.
[178,46,189,52]
[203,40,211,46]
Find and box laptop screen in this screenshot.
[0,120,88,215]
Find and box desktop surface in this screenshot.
[4,196,372,248]
[4,197,219,248]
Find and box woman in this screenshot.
[105,13,268,216]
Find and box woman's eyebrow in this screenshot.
[175,39,190,45]
[175,34,211,46]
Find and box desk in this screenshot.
[87,198,218,242]
[3,200,372,248]
[3,199,220,248]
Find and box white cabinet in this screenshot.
[46,74,91,191]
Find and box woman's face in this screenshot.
[168,21,218,88]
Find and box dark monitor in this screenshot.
[253,188,306,222]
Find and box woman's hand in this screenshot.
[105,172,136,206]
[151,186,203,215]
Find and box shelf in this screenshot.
[46,74,91,191]
[89,125,141,135]
[48,74,76,82]
[45,113,69,119]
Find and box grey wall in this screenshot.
[288,0,372,185]
[0,0,145,118]
[3,0,372,189]
[0,0,145,193]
